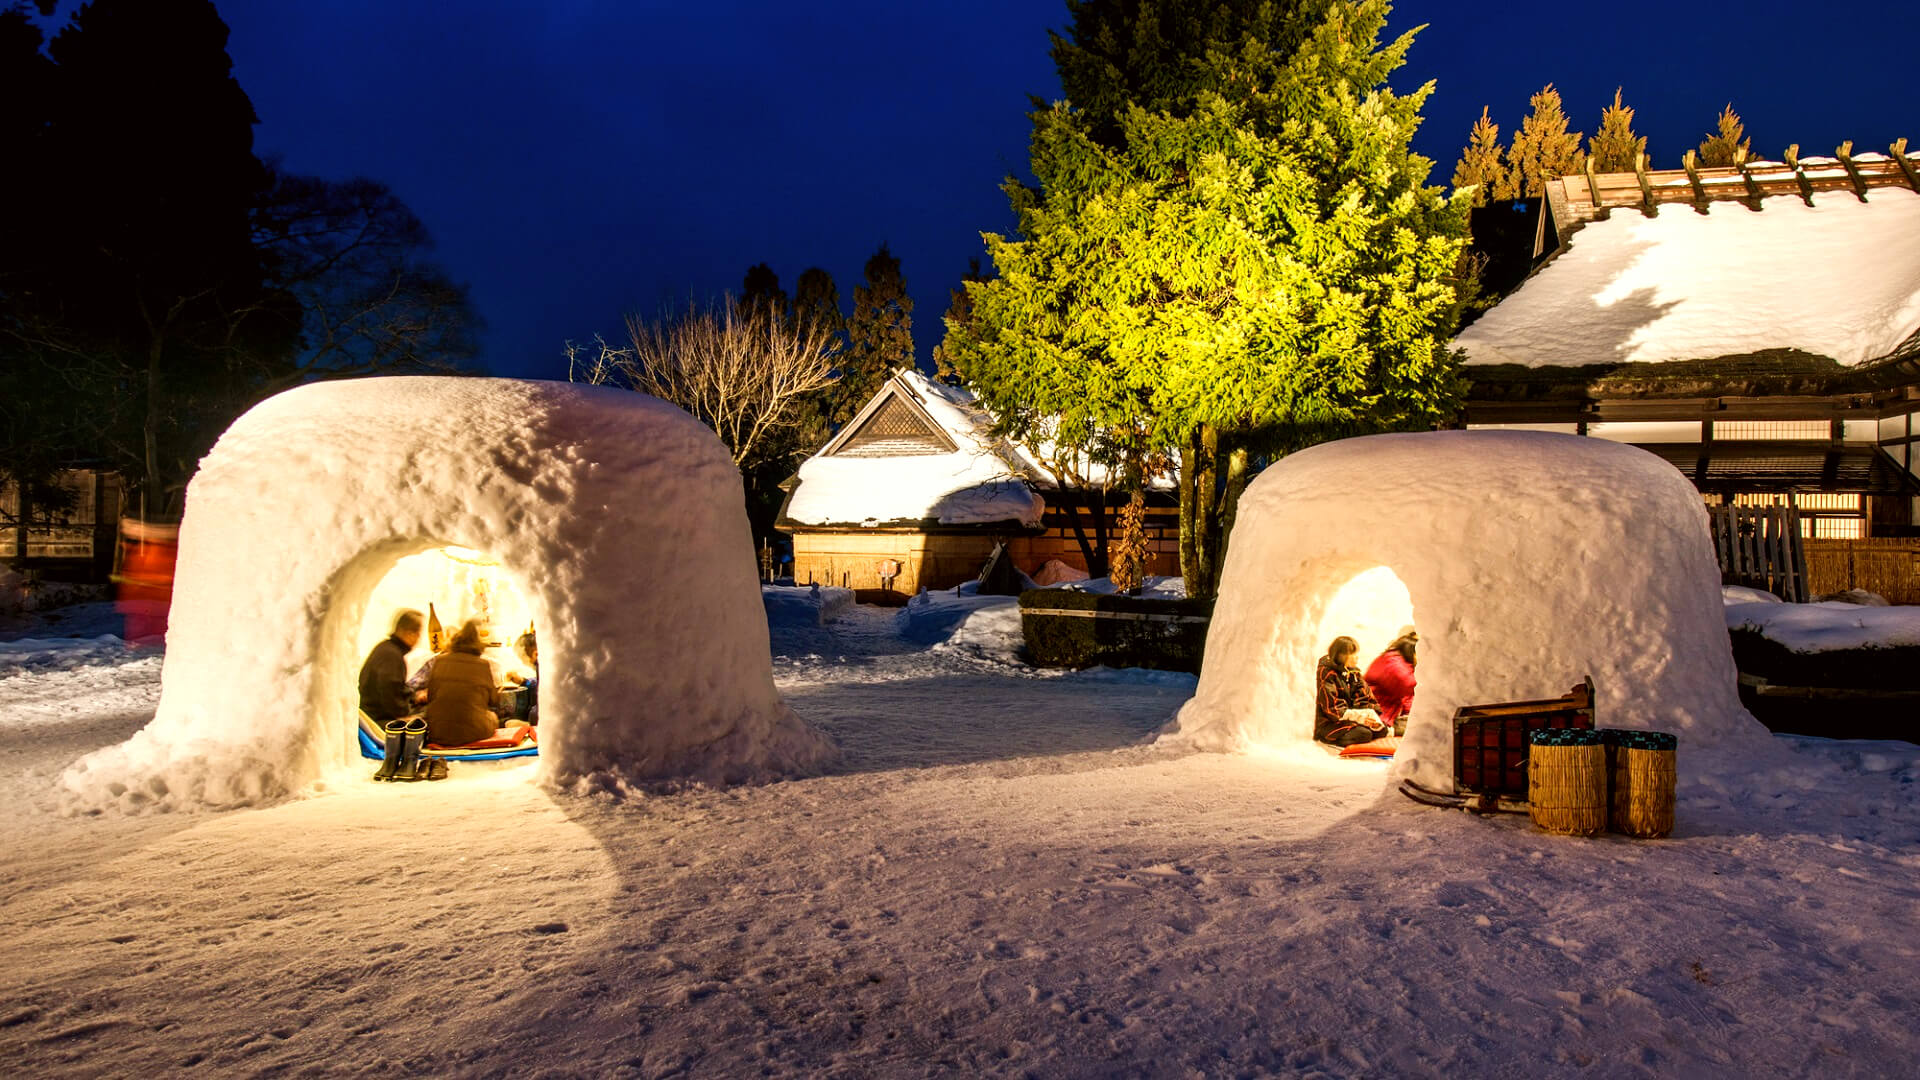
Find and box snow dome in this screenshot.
[62,377,835,812]
[1162,430,1767,789]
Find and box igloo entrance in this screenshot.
[1313,566,1416,679]
[353,545,542,766]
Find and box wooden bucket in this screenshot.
[1527,728,1607,836]
[1603,730,1677,838]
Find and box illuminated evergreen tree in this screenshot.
[1506,83,1584,196]
[1452,107,1508,205]
[1588,87,1647,173]
[943,0,1469,599]
[1697,103,1751,167]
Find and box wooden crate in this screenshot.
[1453,677,1596,798]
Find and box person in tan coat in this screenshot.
[423,621,501,747]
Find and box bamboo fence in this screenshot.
[1803,539,1920,604]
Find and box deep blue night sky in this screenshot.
[42,1,1920,379]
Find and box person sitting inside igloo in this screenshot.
[422,620,505,747]
[1314,635,1389,747]
[1363,629,1418,738]
[506,629,539,724]
[359,609,424,727]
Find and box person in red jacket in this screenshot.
[1364,629,1418,736]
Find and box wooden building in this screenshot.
[1459,146,1920,546]
[0,467,124,580]
[777,369,1178,599]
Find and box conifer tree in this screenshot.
[943,0,1469,599]
[1697,103,1751,167]
[1452,107,1507,206]
[833,244,913,426]
[1506,84,1584,197]
[793,267,843,341]
[932,257,988,384]
[739,262,788,322]
[1588,87,1647,173]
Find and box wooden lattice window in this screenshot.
[835,395,954,456]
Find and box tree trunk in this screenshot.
[1057,496,1107,579]
[1218,444,1252,576]
[1177,442,1197,594]
[1089,485,1111,578]
[1181,425,1224,600]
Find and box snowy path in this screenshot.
[2,609,1918,1077]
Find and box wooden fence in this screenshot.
[1559,140,1920,219]
[1804,539,1920,604]
[1709,504,1809,601]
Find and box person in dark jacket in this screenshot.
[1364,629,1418,737]
[1314,635,1386,747]
[358,610,423,724]
[423,620,503,747]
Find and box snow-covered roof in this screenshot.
[782,370,1045,529]
[1457,188,1920,369]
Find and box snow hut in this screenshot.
[1162,430,1767,791]
[1460,154,1920,549]
[62,377,835,812]
[778,369,1178,599]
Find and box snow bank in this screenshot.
[1457,189,1920,367]
[61,377,834,812]
[1725,600,1920,653]
[762,584,853,628]
[898,582,1015,647]
[1162,431,1767,790]
[1721,585,1783,605]
[783,370,1044,528]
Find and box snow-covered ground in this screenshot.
[3,604,1919,1076]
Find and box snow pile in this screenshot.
[1725,600,1920,653]
[1721,584,1783,605]
[60,377,834,812]
[761,583,853,628]
[899,582,1017,648]
[1028,558,1088,586]
[1049,574,1188,600]
[1163,431,1767,790]
[784,370,1044,528]
[1457,189,1920,367]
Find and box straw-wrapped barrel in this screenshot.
[1603,729,1677,838]
[1528,728,1607,836]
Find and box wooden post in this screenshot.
[1681,150,1710,213]
[1835,141,1870,202]
[1737,160,1765,211]
[1784,144,1816,207]
[1634,152,1658,215]
[1891,138,1920,194]
[1583,156,1604,214]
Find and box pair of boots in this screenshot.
[373,717,448,782]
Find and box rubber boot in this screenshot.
[372,719,408,781]
[392,717,428,783]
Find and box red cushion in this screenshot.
[1339,736,1400,759]
[427,726,534,751]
